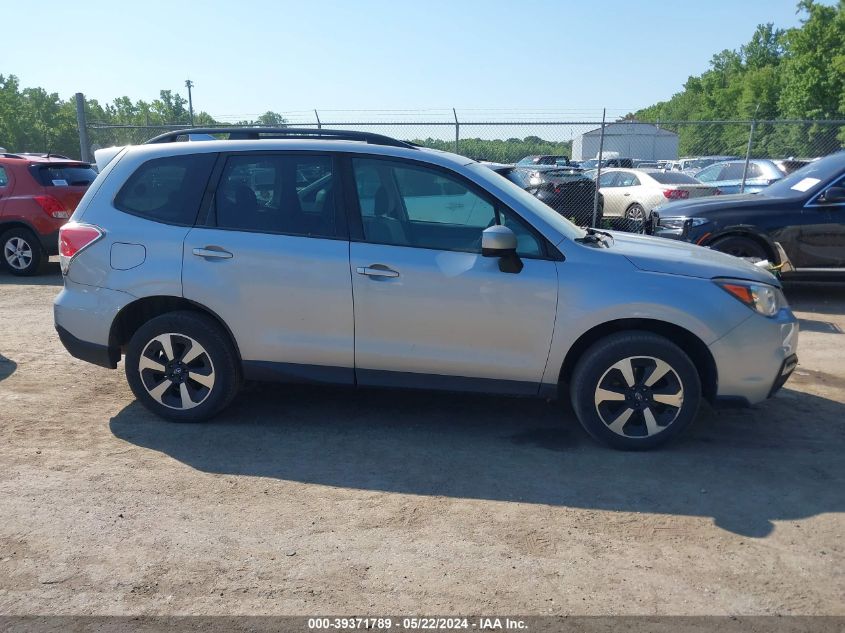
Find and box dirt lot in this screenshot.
[0,263,843,616]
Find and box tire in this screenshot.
[125,310,241,422]
[570,331,701,450]
[625,203,646,222]
[709,235,769,260]
[1,227,46,276]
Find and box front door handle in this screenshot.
[356,265,399,278]
[193,246,233,259]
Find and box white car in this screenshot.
[595,168,720,221]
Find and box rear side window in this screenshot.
[214,154,339,238]
[31,164,97,187]
[0,167,8,187]
[115,153,216,226]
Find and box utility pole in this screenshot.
[185,79,195,126]
[75,93,92,163]
[591,108,607,228]
[740,104,760,194]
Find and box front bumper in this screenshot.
[708,307,799,405]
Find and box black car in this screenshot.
[648,151,845,277]
[492,165,602,226]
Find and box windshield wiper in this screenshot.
[575,227,614,247]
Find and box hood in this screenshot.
[655,192,778,216]
[607,231,778,284]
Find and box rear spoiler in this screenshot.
[94,146,125,172]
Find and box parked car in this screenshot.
[581,157,634,170]
[592,168,720,221]
[649,151,845,278]
[54,127,798,451]
[633,161,660,169]
[673,156,739,176]
[693,159,787,194]
[490,165,601,226]
[516,155,571,167]
[0,152,97,275]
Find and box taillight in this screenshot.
[662,189,690,200]
[59,223,103,275]
[34,195,70,219]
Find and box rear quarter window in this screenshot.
[115,153,216,225]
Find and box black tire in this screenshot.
[625,203,646,222]
[570,331,701,450]
[1,227,46,276]
[710,235,769,260]
[125,310,241,422]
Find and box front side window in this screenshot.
[352,158,541,256]
[598,172,618,188]
[214,154,337,238]
[115,153,216,225]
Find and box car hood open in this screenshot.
[607,231,778,284]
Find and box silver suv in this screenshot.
[54,128,799,450]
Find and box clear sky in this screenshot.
[3,0,817,122]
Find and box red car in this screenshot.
[0,153,97,275]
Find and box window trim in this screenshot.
[342,153,562,261]
[196,150,350,241]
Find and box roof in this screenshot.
[0,153,86,164]
[578,122,678,138]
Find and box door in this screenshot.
[182,153,355,382]
[0,165,11,215]
[795,178,845,268]
[347,157,559,393]
[614,171,644,215]
[597,171,624,216]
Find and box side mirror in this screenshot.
[820,186,845,204]
[481,225,523,274]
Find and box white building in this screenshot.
[572,122,679,162]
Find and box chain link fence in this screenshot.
[83,115,845,233]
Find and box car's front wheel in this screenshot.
[570,331,701,450]
[1,227,46,276]
[125,311,241,422]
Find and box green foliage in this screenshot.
[636,1,845,156]
[0,77,288,159]
[413,137,572,163]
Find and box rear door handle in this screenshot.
[193,246,233,259]
[356,265,399,278]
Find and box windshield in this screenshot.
[470,163,587,241]
[763,151,845,198]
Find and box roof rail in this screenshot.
[144,127,416,149]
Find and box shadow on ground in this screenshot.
[0,262,62,286]
[0,354,16,382]
[110,382,845,538]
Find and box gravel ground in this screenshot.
[0,264,843,616]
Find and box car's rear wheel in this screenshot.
[710,235,769,260]
[125,311,241,422]
[625,203,646,222]
[1,228,45,276]
[570,331,701,450]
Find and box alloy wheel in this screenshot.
[593,356,684,438]
[4,237,33,271]
[138,333,216,410]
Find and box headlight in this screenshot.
[717,281,787,317]
[659,216,709,230]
